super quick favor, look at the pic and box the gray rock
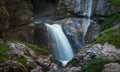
[71,43,120,66]
[102,63,120,72]
[31,65,43,72]
[65,67,81,72]
[58,0,110,16]
[85,21,100,42]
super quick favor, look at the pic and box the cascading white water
[83,0,92,36]
[44,0,93,67]
[45,23,74,66]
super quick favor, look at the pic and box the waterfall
[45,23,74,66]
[83,0,92,36]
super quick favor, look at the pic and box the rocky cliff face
[0,0,34,42]
[57,0,110,16]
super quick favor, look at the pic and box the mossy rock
[82,59,120,72]
[0,5,9,16]
[100,11,120,31]
[108,0,120,8]
[96,27,120,48]
[82,59,111,72]
[12,56,36,69]
[9,39,50,55]
[0,43,10,62]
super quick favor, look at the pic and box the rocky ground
[0,40,61,72]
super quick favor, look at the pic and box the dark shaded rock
[85,21,100,43]
[33,24,48,48]
[0,60,28,72]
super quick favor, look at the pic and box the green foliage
[57,8,69,15]
[18,0,31,15]
[24,42,50,55]
[101,11,120,31]
[96,27,120,48]
[0,44,10,62]
[0,5,9,16]
[108,0,120,8]
[10,39,50,55]
[82,59,111,72]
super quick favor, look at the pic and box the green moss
[9,39,50,55]
[0,44,10,62]
[82,59,111,72]
[82,59,120,72]
[0,5,9,16]
[108,0,120,8]
[101,11,120,31]
[24,43,50,55]
[96,27,120,48]
[57,8,69,15]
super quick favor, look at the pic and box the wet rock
[31,65,43,72]
[95,0,109,15]
[58,0,110,16]
[48,63,62,72]
[85,21,100,42]
[65,67,81,72]
[36,55,52,67]
[56,18,91,49]
[102,63,120,72]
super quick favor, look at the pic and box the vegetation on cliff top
[109,0,120,8]
[96,27,120,48]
